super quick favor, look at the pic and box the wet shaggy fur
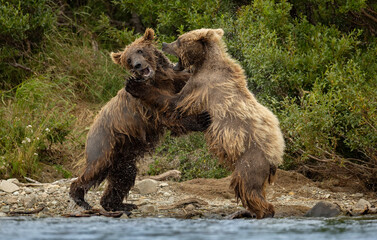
[126,28,285,219]
[69,29,210,212]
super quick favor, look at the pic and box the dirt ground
[164,169,377,218]
[1,169,377,219]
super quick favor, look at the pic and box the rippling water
[1,216,377,240]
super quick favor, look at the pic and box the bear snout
[134,62,142,69]
[162,42,178,57]
[162,42,169,51]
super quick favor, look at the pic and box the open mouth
[173,58,185,71]
[140,67,153,78]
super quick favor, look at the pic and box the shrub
[0,0,56,88]
[0,76,75,178]
[113,0,229,41]
[288,0,377,37]
[1,0,376,186]
[40,31,128,103]
[148,132,230,181]
[221,0,377,189]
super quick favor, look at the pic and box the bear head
[111,28,171,80]
[162,28,224,70]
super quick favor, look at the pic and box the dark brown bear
[125,28,285,219]
[69,28,210,212]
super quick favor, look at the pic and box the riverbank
[1,169,376,219]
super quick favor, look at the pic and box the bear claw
[125,76,146,98]
[225,210,256,219]
[197,112,212,131]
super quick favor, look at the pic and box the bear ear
[111,51,122,65]
[143,28,155,41]
[214,29,224,37]
[204,28,224,40]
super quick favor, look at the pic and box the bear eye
[127,58,131,64]
[137,50,143,54]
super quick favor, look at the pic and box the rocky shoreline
[1,170,376,219]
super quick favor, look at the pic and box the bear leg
[70,163,108,210]
[230,148,275,219]
[100,158,138,212]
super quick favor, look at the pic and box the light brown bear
[125,28,285,219]
[69,28,210,212]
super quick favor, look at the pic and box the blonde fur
[174,29,285,169]
[166,29,285,218]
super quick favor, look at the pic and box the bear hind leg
[230,148,275,219]
[100,157,138,212]
[70,164,108,210]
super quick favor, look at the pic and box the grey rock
[185,204,196,211]
[0,212,7,217]
[348,199,372,215]
[353,193,364,198]
[7,178,19,184]
[305,201,341,217]
[23,194,37,208]
[46,185,59,194]
[1,205,10,213]
[354,199,371,210]
[5,196,18,205]
[24,188,34,194]
[149,170,181,181]
[120,214,129,219]
[139,204,157,213]
[40,192,48,198]
[0,180,20,193]
[135,179,158,195]
[163,192,171,197]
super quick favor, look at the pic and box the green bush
[288,0,377,37]
[220,0,377,189]
[0,0,56,88]
[0,0,376,186]
[148,132,230,181]
[0,76,75,178]
[40,31,128,103]
[113,0,229,41]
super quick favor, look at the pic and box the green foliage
[92,13,136,48]
[40,31,127,103]
[222,0,365,101]
[0,76,75,178]
[54,165,72,179]
[280,58,377,161]
[0,0,56,88]
[0,0,376,186]
[148,132,230,181]
[288,0,376,36]
[113,0,228,41]
[0,0,55,42]
[221,0,377,188]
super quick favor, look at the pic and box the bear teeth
[142,67,150,77]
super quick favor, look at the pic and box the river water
[1,216,377,240]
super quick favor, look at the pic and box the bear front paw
[197,111,212,131]
[125,75,146,99]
